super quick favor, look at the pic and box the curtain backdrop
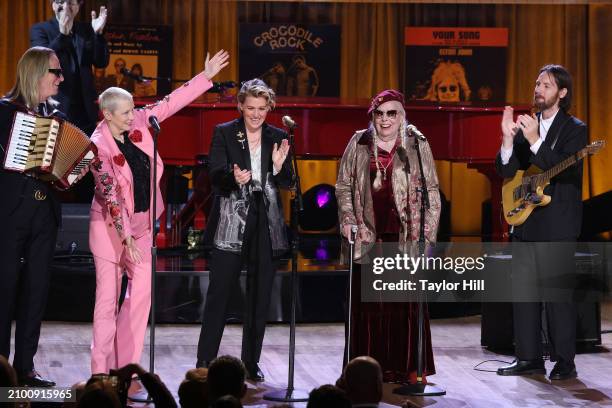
[1,0,609,235]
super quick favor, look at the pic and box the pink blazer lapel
[99,122,135,212]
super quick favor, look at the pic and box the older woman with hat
[335,89,441,383]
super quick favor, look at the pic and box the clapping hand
[91,6,108,34]
[233,164,252,186]
[516,113,539,145]
[272,139,290,172]
[58,4,75,35]
[204,50,230,80]
[501,106,518,149]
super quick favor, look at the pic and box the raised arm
[138,50,229,124]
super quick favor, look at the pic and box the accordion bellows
[3,112,97,189]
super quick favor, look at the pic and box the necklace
[376,156,393,181]
[375,135,397,181]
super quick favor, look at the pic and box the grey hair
[98,87,133,112]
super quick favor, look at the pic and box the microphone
[396,146,411,174]
[407,124,426,141]
[120,67,143,83]
[282,115,297,129]
[148,115,160,133]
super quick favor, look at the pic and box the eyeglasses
[53,0,82,5]
[373,109,398,119]
[439,85,457,93]
[48,68,64,77]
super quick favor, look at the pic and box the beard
[533,91,560,111]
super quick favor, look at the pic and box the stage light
[299,183,338,232]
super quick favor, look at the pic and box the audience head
[211,394,243,408]
[0,356,18,387]
[178,368,209,408]
[206,355,247,402]
[342,356,383,405]
[78,378,122,408]
[306,384,351,408]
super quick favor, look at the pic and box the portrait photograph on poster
[404,27,508,103]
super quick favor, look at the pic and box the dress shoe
[549,360,577,380]
[18,370,56,387]
[247,364,265,382]
[196,359,209,369]
[497,359,545,376]
[128,379,150,403]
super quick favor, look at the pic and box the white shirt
[500,109,559,165]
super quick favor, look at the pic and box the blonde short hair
[6,46,59,110]
[237,78,276,110]
[98,87,133,112]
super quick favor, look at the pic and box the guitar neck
[540,150,584,182]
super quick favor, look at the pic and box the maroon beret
[368,89,405,116]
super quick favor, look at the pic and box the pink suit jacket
[89,72,213,262]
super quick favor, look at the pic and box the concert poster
[239,23,340,97]
[100,25,173,97]
[404,27,508,103]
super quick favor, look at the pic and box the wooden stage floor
[13,303,612,407]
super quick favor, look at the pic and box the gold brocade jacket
[335,129,441,262]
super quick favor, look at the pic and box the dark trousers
[197,193,276,367]
[511,239,577,362]
[0,183,57,374]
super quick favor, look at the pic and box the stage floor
[12,302,612,407]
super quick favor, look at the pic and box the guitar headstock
[578,140,605,159]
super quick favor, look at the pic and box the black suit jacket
[0,100,62,223]
[203,118,292,247]
[495,109,587,241]
[30,18,109,128]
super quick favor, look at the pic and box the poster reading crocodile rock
[405,27,508,103]
[239,23,340,97]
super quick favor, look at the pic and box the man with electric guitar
[495,65,588,381]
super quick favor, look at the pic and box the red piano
[142,96,528,243]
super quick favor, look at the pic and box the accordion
[3,112,97,189]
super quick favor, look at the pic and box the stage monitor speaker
[56,203,91,254]
[481,301,601,351]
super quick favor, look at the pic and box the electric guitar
[502,140,605,226]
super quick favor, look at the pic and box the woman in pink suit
[88,50,229,378]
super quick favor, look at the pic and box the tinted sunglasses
[48,68,64,77]
[373,109,398,119]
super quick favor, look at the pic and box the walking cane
[345,225,358,364]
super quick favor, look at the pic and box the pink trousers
[91,211,152,374]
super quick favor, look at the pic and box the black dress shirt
[115,132,150,213]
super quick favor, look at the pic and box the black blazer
[30,18,109,127]
[495,109,587,240]
[203,118,292,247]
[0,100,62,224]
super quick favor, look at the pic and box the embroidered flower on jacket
[91,156,102,171]
[113,154,125,166]
[129,129,142,143]
[100,173,114,186]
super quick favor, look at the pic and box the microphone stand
[130,120,160,404]
[393,134,445,397]
[264,124,308,403]
[149,122,159,375]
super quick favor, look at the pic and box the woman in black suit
[196,78,291,381]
